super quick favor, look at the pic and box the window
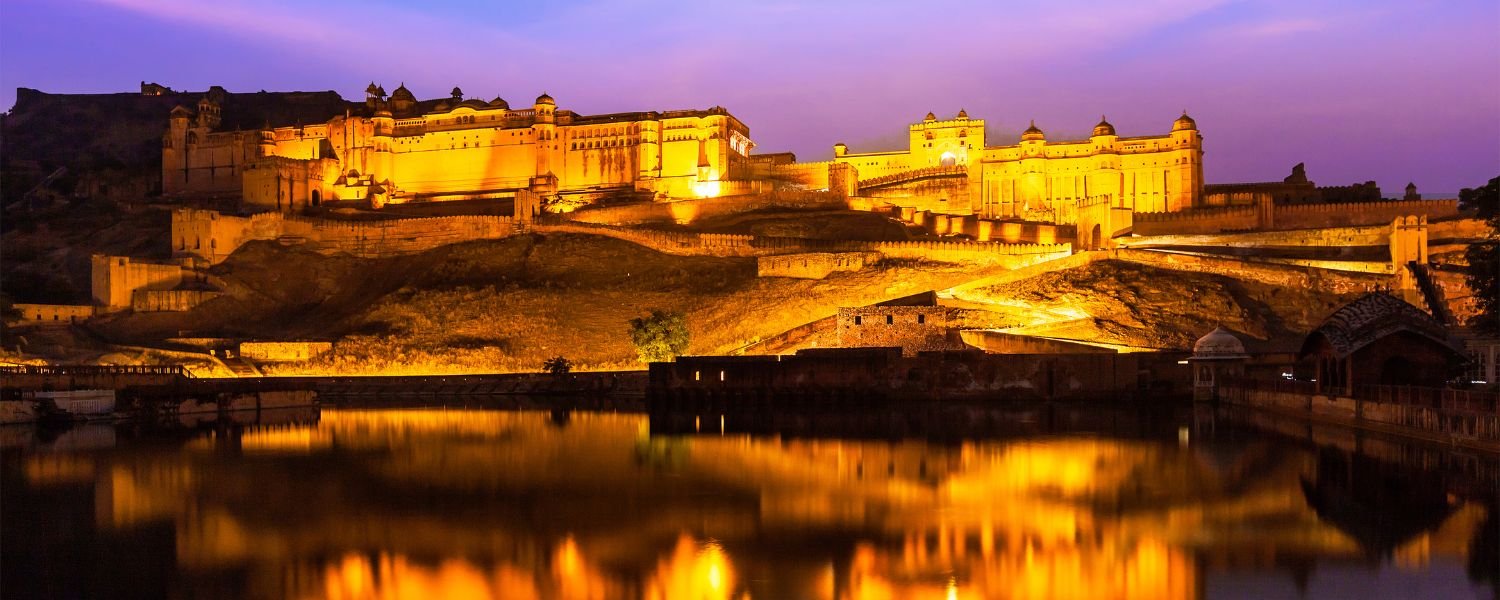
[918,314,925,324]
[719,370,725,382]
[694,370,701,381]
[886,315,893,325]
[854,316,862,325]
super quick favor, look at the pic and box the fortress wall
[771,161,833,189]
[565,190,849,226]
[14,304,97,324]
[757,252,880,279]
[1119,224,1391,248]
[173,209,517,262]
[1272,198,1459,229]
[131,290,221,312]
[537,222,1071,265]
[239,341,332,361]
[1110,249,1394,295]
[859,177,971,215]
[835,306,958,355]
[1133,206,1261,235]
[91,255,189,309]
[1427,218,1493,241]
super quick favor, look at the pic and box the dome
[1092,115,1115,137]
[390,84,415,102]
[1192,327,1247,359]
[924,112,937,122]
[956,108,969,119]
[450,86,464,99]
[1173,111,1197,131]
[365,82,380,95]
[535,92,555,106]
[1021,120,1045,141]
[489,96,510,109]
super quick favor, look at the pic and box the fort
[1,82,1491,384]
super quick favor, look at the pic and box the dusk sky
[2,0,1496,194]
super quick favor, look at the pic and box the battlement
[172,208,518,263]
[911,117,985,129]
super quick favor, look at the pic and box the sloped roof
[1299,293,1460,359]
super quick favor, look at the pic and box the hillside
[94,233,992,374]
[955,260,1369,350]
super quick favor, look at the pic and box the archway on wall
[311,189,322,207]
[939,152,957,167]
[1090,224,1103,250]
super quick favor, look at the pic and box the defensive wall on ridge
[1132,198,1459,236]
[757,252,880,279]
[947,248,1395,302]
[173,208,517,263]
[534,222,1072,267]
[563,190,850,226]
[891,206,1075,245]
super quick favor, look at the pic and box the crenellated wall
[1133,206,1261,235]
[757,252,879,279]
[172,208,518,263]
[535,222,1072,266]
[1133,198,1459,236]
[564,190,848,226]
[1273,198,1458,229]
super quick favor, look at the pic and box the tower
[1168,111,1203,210]
[532,93,558,189]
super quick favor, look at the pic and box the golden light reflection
[646,534,741,600]
[71,409,1494,600]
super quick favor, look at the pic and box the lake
[2,403,1495,599]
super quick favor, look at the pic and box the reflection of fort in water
[9,408,1496,600]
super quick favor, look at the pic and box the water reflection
[2,407,1495,599]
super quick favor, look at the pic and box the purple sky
[2,0,1497,194]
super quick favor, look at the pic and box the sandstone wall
[14,304,96,324]
[1272,198,1458,229]
[1110,249,1393,294]
[835,306,961,356]
[172,208,517,263]
[239,341,333,361]
[91,255,189,309]
[564,190,848,226]
[131,290,221,312]
[1118,224,1391,248]
[536,222,1071,266]
[1134,206,1261,235]
[757,252,879,279]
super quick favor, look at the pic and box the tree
[629,310,690,363]
[1462,176,1499,335]
[542,356,572,374]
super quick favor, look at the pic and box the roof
[1299,293,1461,359]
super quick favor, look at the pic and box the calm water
[2,404,1496,600]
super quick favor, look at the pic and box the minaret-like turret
[533,92,557,178]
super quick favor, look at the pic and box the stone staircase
[1406,261,1453,325]
[857,165,967,190]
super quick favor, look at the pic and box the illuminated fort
[163,84,754,209]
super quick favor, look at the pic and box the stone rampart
[1272,198,1458,229]
[173,208,518,263]
[131,290,221,312]
[91,254,191,309]
[13,303,96,324]
[757,252,879,279]
[1118,224,1392,249]
[1133,206,1261,235]
[239,341,333,361]
[1110,249,1393,295]
[564,190,849,226]
[536,222,1071,266]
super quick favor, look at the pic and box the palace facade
[162,85,754,210]
[833,111,1203,222]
